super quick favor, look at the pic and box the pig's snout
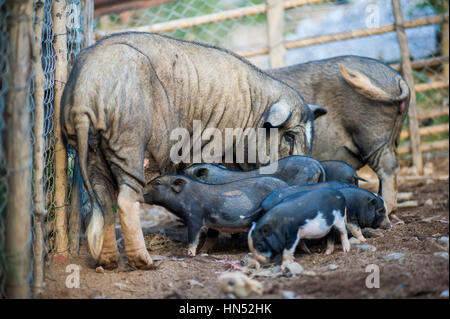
[380,216,392,229]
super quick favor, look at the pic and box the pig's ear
[195,167,209,178]
[264,100,292,128]
[368,197,377,208]
[171,177,188,193]
[262,224,271,236]
[308,104,327,120]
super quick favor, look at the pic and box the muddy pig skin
[143,175,287,256]
[320,160,368,186]
[248,188,350,268]
[182,155,326,185]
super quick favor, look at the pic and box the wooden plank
[267,0,286,68]
[392,0,423,174]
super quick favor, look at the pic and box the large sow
[62,32,324,269]
[269,55,410,214]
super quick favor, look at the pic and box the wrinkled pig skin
[62,32,325,269]
[269,55,410,215]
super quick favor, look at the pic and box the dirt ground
[38,157,449,299]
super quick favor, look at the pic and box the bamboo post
[442,1,449,79]
[52,0,69,258]
[83,0,94,47]
[392,0,423,174]
[30,0,46,296]
[4,0,34,299]
[267,0,286,68]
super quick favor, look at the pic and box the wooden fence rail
[240,13,448,58]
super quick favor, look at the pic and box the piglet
[143,175,288,256]
[248,188,350,268]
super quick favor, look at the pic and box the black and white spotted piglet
[248,188,350,268]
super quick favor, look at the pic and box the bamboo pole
[390,55,449,72]
[52,0,69,258]
[415,80,449,92]
[417,108,449,120]
[392,0,423,174]
[400,123,449,139]
[4,0,34,299]
[239,13,448,58]
[398,140,448,155]
[267,0,286,68]
[442,1,449,79]
[30,0,45,296]
[83,0,94,47]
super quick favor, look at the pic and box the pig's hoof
[342,242,351,253]
[187,244,198,257]
[127,249,154,270]
[324,249,333,255]
[98,252,119,270]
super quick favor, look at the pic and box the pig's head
[143,175,191,214]
[248,221,285,264]
[361,193,392,230]
[262,90,327,159]
[182,163,226,183]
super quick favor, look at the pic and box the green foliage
[409,0,448,15]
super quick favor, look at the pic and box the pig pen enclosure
[0,0,448,299]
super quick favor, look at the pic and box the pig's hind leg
[324,230,336,255]
[87,151,119,269]
[346,222,366,242]
[199,229,219,254]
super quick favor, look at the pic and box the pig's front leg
[368,146,399,215]
[281,230,301,270]
[187,219,204,257]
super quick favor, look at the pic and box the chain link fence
[0,0,448,298]
[0,0,86,298]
